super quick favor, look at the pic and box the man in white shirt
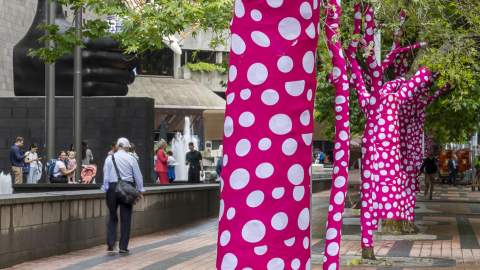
[51,151,76,183]
[102,137,145,254]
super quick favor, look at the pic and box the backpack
[46,159,58,177]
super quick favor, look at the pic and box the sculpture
[13,0,138,96]
[216,1,319,269]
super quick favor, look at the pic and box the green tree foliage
[316,0,480,143]
[30,0,233,63]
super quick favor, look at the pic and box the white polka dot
[261,89,280,105]
[240,89,251,100]
[334,176,346,188]
[305,22,316,39]
[307,89,313,101]
[224,116,234,137]
[256,162,274,179]
[303,237,309,249]
[251,31,270,47]
[267,258,285,270]
[302,51,315,74]
[247,190,265,208]
[219,200,224,220]
[291,258,301,270]
[334,191,344,204]
[272,187,285,199]
[285,80,305,96]
[325,228,337,240]
[326,242,339,256]
[235,139,251,157]
[226,93,235,105]
[302,133,313,146]
[229,66,237,82]
[271,212,289,230]
[278,17,301,41]
[282,138,298,156]
[300,110,310,126]
[293,186,305,201]
[254,245,268,255]
[339,130,348,141]
[327,263,336,270]
[227,207,236,220]
[258,138,272,151]
[230,168,249,190]
[267,0,283,8]
[220,230,231,246]
[288,164,304,185]
[231,34,246,55]
[300,2,312,19]
[277,56,293,73]
[250,9,262,21]
[242,220,266,243]
[284,237,295,246]
[247,63,268,85]
[269,114,292,135]
[221,253,238,270]
[234,0,245,18]
[335,150,345,160]
[298,208,310,230]
[239,112,255,127]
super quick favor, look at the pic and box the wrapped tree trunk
[322,1,352,269]
[216,1,319,269]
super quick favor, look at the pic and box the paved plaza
[5,183,480,270]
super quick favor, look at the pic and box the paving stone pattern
[6,183,480,270]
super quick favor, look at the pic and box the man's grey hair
[116,137,131,149]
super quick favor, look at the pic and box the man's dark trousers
[188,167,200,183]
[106,183,133,250]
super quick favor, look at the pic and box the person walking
[448,154,458,186]
[420,153,438,200]
[10,137,26,184]
[102,137,144,254]
[128,143,140,161]
[25,144,42,184]
[82,141,94,166]
[186,142,202,183]
[67,151,77,184]
[155,140,168,184]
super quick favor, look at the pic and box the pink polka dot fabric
[322,1,352,269]
[216,1,320,269]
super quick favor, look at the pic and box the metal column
[45,0,56,162]
[73,8,83,182]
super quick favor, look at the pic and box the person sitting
[51,151,76,183]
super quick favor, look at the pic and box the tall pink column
[216,1,319,269]
[322,1,351,269]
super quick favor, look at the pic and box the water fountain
[0,172,13,194]
[171,117,199,181]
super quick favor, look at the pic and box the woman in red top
[155,140,169,184]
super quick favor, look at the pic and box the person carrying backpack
[50,151,76,183]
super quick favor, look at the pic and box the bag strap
[111,154,137,186]
[111,154,122,182]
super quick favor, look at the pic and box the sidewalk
[6,183,480,270]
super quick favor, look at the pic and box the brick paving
[6,180,480,270]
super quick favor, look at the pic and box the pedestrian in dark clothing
[448,154,458,186]
[10,137,26,184]
[420,154,438,200]
[186,142,202,183]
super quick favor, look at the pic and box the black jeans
[449,170,457,185]
[188,167,200,183]
[106,183,133,250]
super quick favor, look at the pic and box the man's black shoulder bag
[111,154,140,204]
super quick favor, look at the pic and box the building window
[137,48,174,76]
[182,50,217,65]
